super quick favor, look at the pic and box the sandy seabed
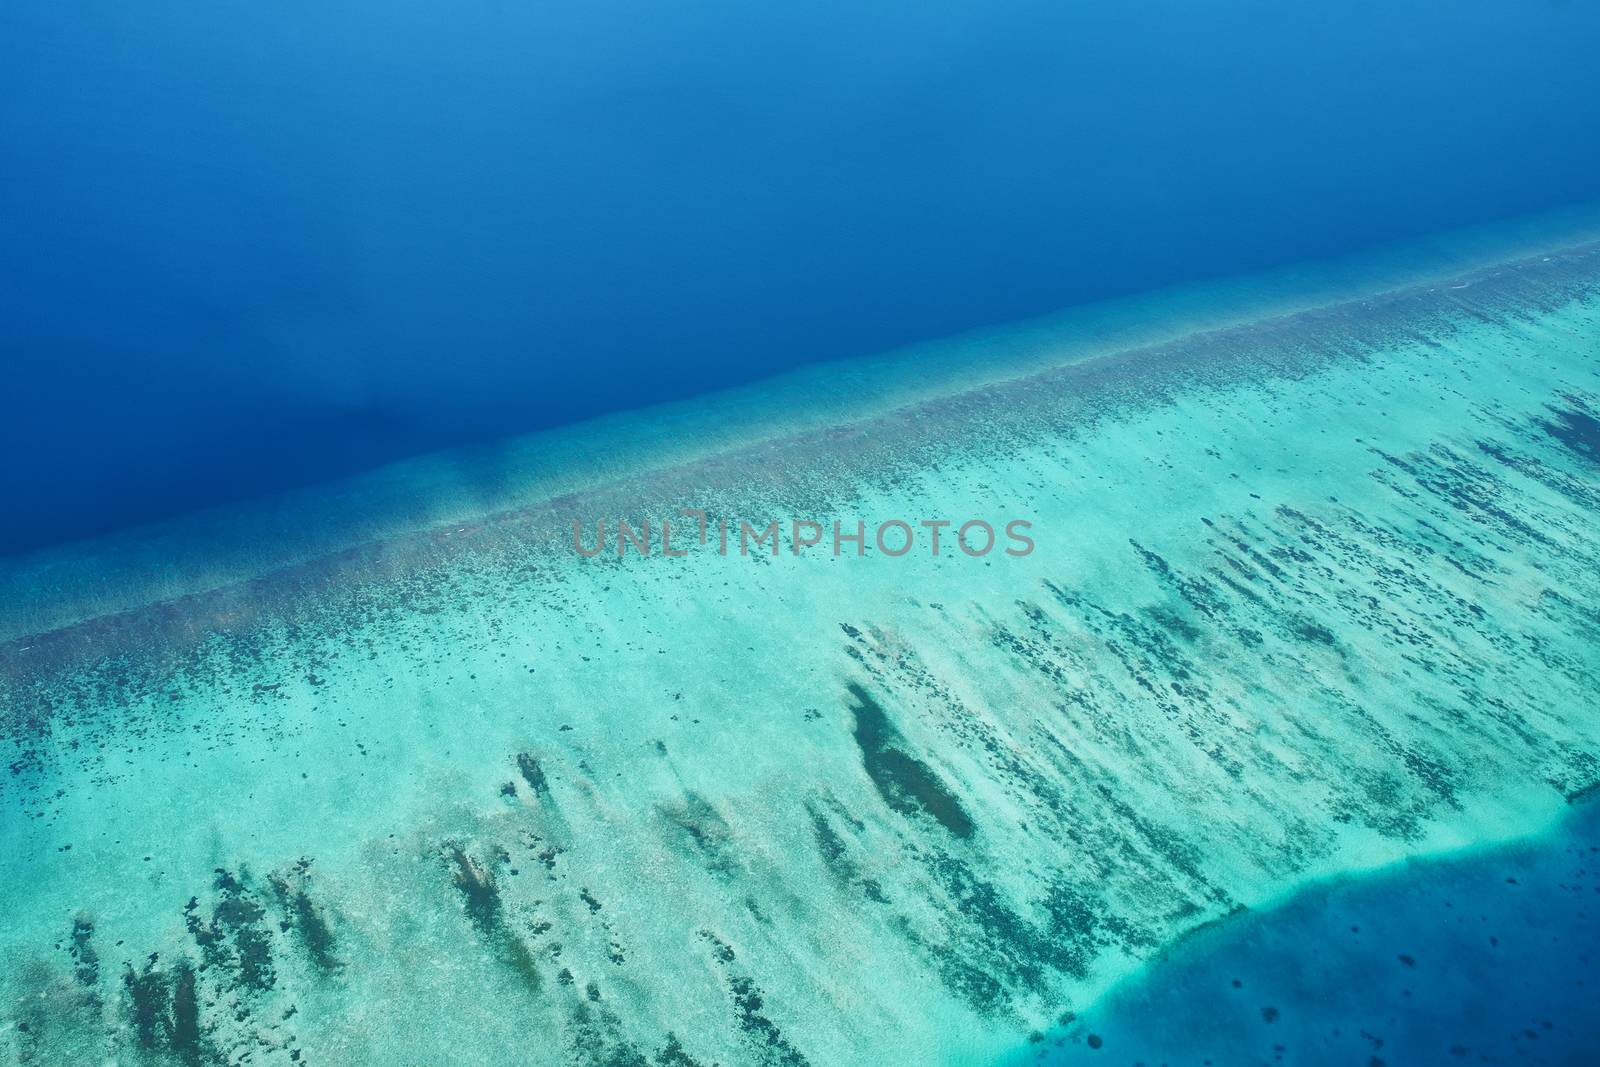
[4,220,1600,1065]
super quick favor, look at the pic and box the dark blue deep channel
[1019,798,1600,1067]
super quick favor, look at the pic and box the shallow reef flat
[3,240,1600,1065]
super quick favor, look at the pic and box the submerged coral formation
[3,239,1600,1064]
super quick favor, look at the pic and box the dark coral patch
[184,869,275,993]
[699,931,812,1067]
[445,844,543,993]
[268,859,342,974]
[1538,402,1600,464]
[846,683,974,839]
[517,751,551,797]
[122,956,208,1065]
[69,915,99,989]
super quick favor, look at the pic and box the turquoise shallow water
[3,222,1600,1064]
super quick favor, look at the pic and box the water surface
[4,0,1600,552]
[1014,798,1600,1066]
[4,225,1600,1064]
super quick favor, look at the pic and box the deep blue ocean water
[1025,800,1600,1066]
[3,0,1599,553]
